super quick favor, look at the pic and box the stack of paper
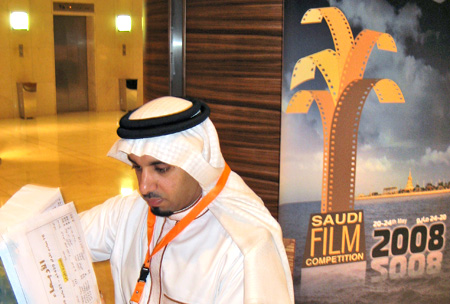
[0,185,101,304]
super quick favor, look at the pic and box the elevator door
[53,15,88,113]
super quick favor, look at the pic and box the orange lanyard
[130,163,231,304]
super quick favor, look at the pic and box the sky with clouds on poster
[280,0,450,203]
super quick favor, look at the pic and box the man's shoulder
[81,191,146,218]
[106,191,147,212]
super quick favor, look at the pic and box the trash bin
[119,79,138,111]
[17,82,37,119]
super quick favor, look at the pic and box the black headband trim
[117,97,210,139]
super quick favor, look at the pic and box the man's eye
[155,166,170,173]
[131,164,141,171]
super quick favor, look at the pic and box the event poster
[279,0,450,303]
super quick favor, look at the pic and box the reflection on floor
[0,111,137,302]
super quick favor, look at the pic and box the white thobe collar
[167,196,207,222]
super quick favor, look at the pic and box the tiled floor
[0,111,137,302]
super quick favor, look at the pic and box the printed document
[0,185,101,304]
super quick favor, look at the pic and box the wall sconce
[10,12,29,30]
[116,15,131,32]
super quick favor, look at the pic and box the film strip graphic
[287,7,405,213]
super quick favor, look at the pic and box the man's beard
[150,207,174,217]
[142,192,173,217]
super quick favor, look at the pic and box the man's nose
[139,168,158,195]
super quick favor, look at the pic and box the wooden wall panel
[185,0,283,217]
[143,0,170,100]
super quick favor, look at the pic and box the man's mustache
[142,192,162,199]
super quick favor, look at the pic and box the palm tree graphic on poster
[287,7,405,213]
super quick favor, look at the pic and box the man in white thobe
[80,96,294,303]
